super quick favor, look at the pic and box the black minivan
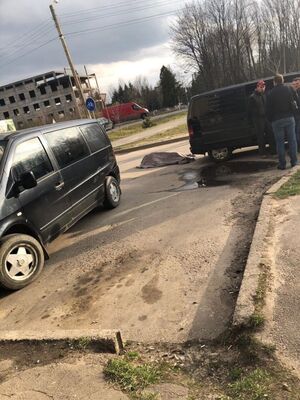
[0,119,121,290]
[188,72,300,161]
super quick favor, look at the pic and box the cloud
[88,43,177,94]
[0,0,189,88]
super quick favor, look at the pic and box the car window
[12,138,53,180]
[45,127,90,169]
[80,124,108,153]
[132,104,141,111]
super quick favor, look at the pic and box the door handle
[55,181,64,191]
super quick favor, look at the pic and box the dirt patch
[141,274,163,304]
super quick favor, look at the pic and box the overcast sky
[0,0,192,95]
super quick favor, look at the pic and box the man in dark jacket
[266,74,298,169]
[292,77,300,149]
[249,80,275,155]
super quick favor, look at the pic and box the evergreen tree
[159,66,179,108]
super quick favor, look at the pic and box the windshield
[0,140,7,165]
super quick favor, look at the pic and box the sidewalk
[111,115,186,148]
[261,194,300,376]
[234,167,300,378]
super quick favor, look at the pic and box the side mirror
[19,171,37,190]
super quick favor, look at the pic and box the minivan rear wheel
[208,147,232,162]
[103,176,121,209]
[0,234,44,290]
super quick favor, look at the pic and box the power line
[61,0,181,27]
[0,37,57,70]
[59,0,147,17]
[0,20,52,52]
[65,10,177,37]
[0,8,179,71]
[0,25,55,60]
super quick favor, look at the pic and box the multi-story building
[0,70,103,130]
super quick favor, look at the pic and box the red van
[102,102,149,124]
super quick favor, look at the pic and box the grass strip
[109,111,187,141]
[275,170,300,198]
[114,123,188,151]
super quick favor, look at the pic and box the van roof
[0,119,97,140]
[191,71,300,100]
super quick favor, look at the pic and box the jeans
[272,117,298,168]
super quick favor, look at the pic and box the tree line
[110,66,187,111]
[171,0,300,93]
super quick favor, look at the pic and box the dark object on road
[188,71,300,162]
[0,119,121,290]
[138,152,195,168]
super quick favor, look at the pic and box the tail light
[188,120,194,136]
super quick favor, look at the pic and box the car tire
[103,176,121,209]
[0,234,44,290]
[141,113,147,120]
[208,147,232,162]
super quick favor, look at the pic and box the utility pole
[84,65,96,119]
[49,3,89,118]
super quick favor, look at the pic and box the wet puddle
[176,160,277,191]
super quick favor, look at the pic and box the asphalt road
[0,143,285,343]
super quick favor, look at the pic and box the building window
[29,90,36,98]
[13,109,20,116]
[55,97,61,105]
[69,107,75,113]
[50,83,58,92]
[23,106,30,114]
[65,94,72,103]
[19,93,25,101]
[58,110,65,118]
[44,100,50,107]
[39,86,46,95]
[9,95,16,104]
[33,103,40,111]
[3,111,10,119]
[0,99,5,106]
[17,122,24,129]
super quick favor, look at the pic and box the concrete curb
[233,165,300,326]
[0,329,124,354]
[114,135,187,155]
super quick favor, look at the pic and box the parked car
[102,102,149,124]
[97,117,114,131]
[188,71,300,162]
[0,119,121,290]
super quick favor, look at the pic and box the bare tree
[170,0,300,92]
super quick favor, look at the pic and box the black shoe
[277,165,286,170]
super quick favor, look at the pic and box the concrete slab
[0,329,123,354]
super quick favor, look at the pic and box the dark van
[0,119,121,290]
[188,72,300,161]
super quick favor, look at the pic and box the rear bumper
[190,134,257,155]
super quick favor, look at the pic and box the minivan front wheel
[103,176,121,209]
[208,147,232,162]
[0,234,44,290]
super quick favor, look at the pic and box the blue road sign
[86,97,96,112]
